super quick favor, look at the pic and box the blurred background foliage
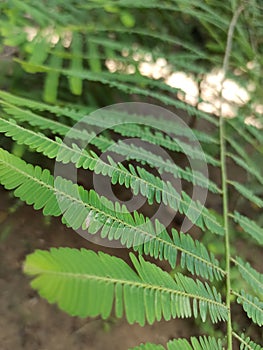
[0,0,262,111]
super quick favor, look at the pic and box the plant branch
[232,332,254,350]
[219,3,244,350]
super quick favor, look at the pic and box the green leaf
[0,148,224,280]
[233,257,263,296]
[68,33,83,95]
[15,59,218,125]
[24,248,228,324]
[0,94,220,193]
[235,289,263,326]
[43,42,63,103]
[227,153,263,187]
[0,90,218,144]
[0,113,224,236]
[87,40,102,73]
[228,181,263,208]
[131,336,224,350]
[232,212,263,245]
[167,336,224,350]
[233,332,263,350]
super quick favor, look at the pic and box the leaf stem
[219,4,244,349]
[232,332,254,350]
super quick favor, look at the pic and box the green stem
[219,4,244,349]
[232,331,255,350]
[219,98,232,350]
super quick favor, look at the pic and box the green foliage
[235,290,263,326]
[0,0,262,349]
[24,248,228,324]
[233,333,263,350]
[232,211,263,245]
[0,148,224,280]
[133,333,263,350]
[232,257,263,296]
[132,336,224,350]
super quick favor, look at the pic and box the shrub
[0,1,262,349]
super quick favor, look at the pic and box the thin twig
[219,4,244,350]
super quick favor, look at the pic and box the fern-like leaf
[15,59,218,125]
[0,94,220,193]
[0,116,224,236]
[232,212,263,245]
[232,332,263,350]
[0,102,94,141]
[227,153,263,186]
[0,98,219,167]
[132,336,224,350]
[228,181,263,208]
[93,138,220,193]
[232,257,263,296]
[113,124,220,166]
[233,290,263,326]
[24,248,228,325]
[0,90,219,145]
[0,148,224,281]
[0,96,219,190]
